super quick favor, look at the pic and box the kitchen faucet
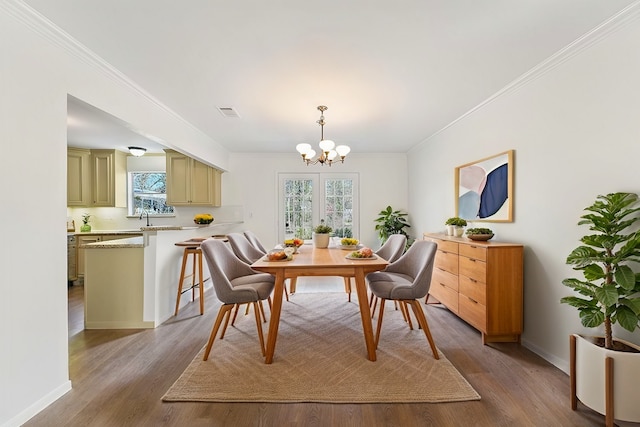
[139,210,151,226]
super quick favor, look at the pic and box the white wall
[0,3,229,426]
[225,152,409,249]
[408,12,640,371]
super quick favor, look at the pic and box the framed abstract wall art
[455,150,514,222]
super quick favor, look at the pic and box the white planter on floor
[571,334,640,425]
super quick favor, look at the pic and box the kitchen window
[128,172,174,216]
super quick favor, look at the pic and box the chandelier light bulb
[335,145,351,157]
[296,143,312,156]
[319,139,335,152]
[327,150,338,160]
[306,148,316,159]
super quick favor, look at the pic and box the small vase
[453,226,464,237]
[80,224,91,232]
[446,225,454,236]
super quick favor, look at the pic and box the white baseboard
[1,380,72,427]
[522,338,569,374]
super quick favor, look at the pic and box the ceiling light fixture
[128,146,147,157]
[296,106,350,166]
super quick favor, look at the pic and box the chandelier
[296,105,350,166]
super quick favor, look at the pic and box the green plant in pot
[80,213,92,232]
[312,219,333,249]
[374,205,412,247]
[445,216,467,237]
[561,192,640,424]
[465,227,494,241]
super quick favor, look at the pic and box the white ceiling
[25,0,637,154]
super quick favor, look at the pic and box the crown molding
[1,0,214,142]
[411,0,640,152]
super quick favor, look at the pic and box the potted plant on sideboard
[312,220,332,249]
[561,192,640,426]
[445,216,467,237]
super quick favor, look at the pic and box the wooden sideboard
[423,233,524,344]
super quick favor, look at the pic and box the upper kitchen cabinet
[67,148,91,206]
[91,149,127,207]
[67,148,127,207]
[165,149,222,206]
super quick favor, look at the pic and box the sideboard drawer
[433,267,458,292]
[429,281,459,313]
[435,250,459,275]
[459,294,487,331]
[435,239,458,254]
[459,275,486,306]
[459,243,487,261]
[459,256,486,282]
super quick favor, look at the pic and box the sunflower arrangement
[194,213,214,224]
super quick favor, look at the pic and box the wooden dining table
[251,245,389,364]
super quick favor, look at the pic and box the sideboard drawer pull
[467,296,478,304]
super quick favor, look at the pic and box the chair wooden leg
[197,249,204,315]
[401,301,414,330]
[369,292,375,307]
[283,284,290,302]
[174,248,190,316]
[344,277,352,302]
[231,303,241,326]
[371,296,378,318]
[408,300,439,360]
[267,296,272,310]
[203,304,233,361]
[258,300,267,323]
[253,301,266,356]
[244,303,251,315]
[374,299,386,349]
[220,305,233,339]
[289,277,297,294]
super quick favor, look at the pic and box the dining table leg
[264,270,286,364]
[353,267,377,361]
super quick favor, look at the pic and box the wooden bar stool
[174,238,209,315]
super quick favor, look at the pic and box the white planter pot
[312,233,330,248]
[445,225,454,236]
[571,334,640,424]
[453,226,464,237]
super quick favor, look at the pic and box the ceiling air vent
[217,107,240,118]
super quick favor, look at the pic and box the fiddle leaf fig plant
[561,192,640,350]
[374,205,411,245]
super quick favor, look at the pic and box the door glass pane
[324,178,353,238]
[283,178,314,240]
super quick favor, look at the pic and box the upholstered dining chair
[344,234,407,303]
[200,239,275,360]
[244,230,267,254]
[227,232,289,303]
[365,240,439,360]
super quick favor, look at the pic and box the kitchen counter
[73,229,143,235]
[83,236,144,249]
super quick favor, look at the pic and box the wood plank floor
[24,283,606,427]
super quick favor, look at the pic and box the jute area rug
[163,292,480,403]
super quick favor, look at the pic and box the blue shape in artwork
[459,191,480,219]
[479,164,508,218]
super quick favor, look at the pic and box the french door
[278,173,359,241]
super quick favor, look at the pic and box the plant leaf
[615,306,639,332]
[614,265,636,291]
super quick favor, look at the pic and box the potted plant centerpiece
[465,227,494,241]
[445,217,467,237]
[561,192,640,426]
[312,220,332,249]
[374,205,412,247]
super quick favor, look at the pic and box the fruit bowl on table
[339,238,359,250]
[284,238,304,253]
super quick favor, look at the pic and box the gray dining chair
[227,232,289,303]
[365,240,439,359]
[200,239,275,360]
[344,234,407,303]
[244,230,267,254]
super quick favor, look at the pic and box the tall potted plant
[374,205,411,246]
[312,220,332,249]
[561,192,640,426]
